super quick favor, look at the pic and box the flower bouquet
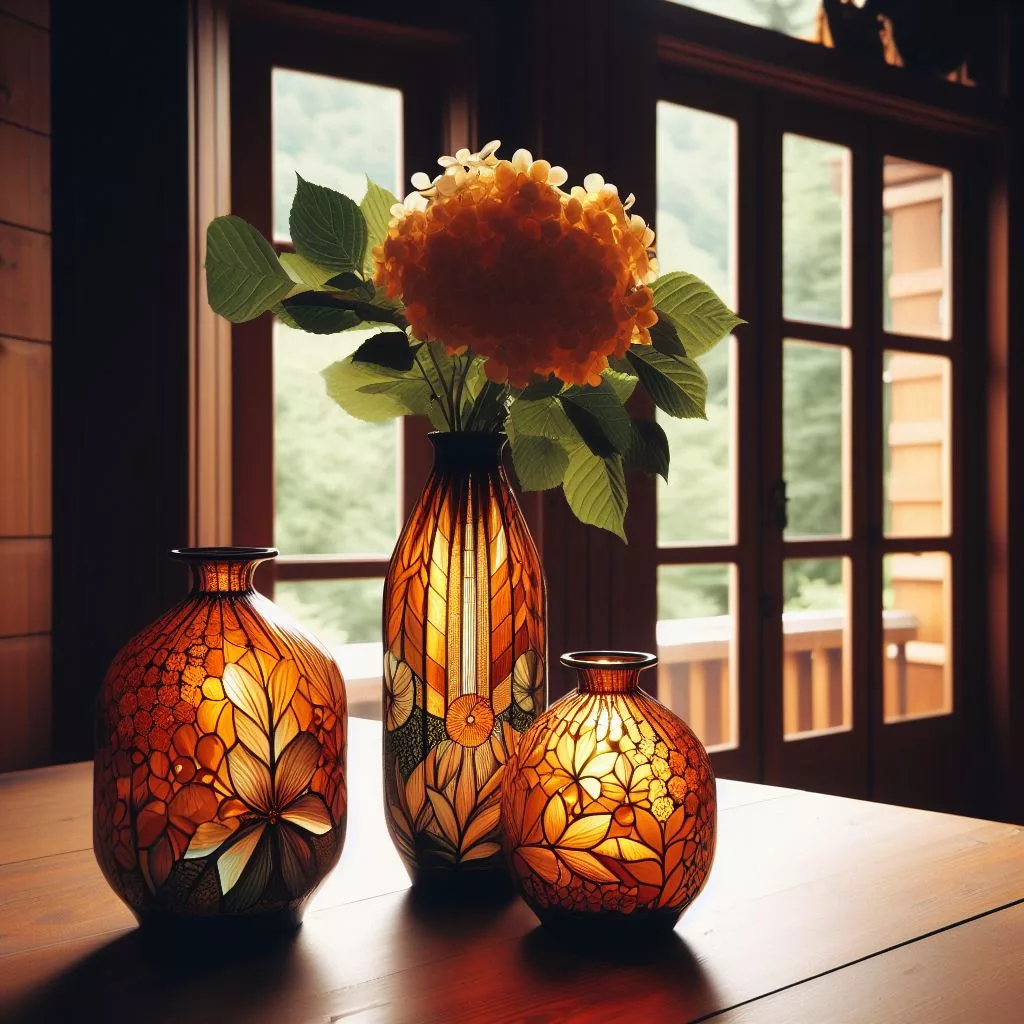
[205,142,741,887]
[205,141,741,541]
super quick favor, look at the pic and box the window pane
[783,558,851,738]
[272,70,404,557]
[666,0,822,39]
[656,101,736,544]
[883,157,951,340]
[274,577,384,720]
[272,70,402,240]
[884,351,950,538]
[883,552,951,722]
[783,134,850,326]
[656,563,737,751]
[784,341,847,538]
[275,323,400,556]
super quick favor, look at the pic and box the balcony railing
[335,608,926,745]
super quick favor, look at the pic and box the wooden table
[1,719,1022,1023]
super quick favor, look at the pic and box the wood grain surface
[0,718,1020,1023]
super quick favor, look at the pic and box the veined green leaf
[562,444,628,542]
[279,293,361,335]
[272,303,301,330]
[360,178,399,276]
[648,314,686,357]
[624,418,670,481]
[352,331,416,372]
[651,271,744,358]
[510,433,569,492]
[627,345,708,420]
[601,367,639,405]
[279,251,336,292]
[519,376,564,401]
[560,380,633,458]
[205,215,294,323]
[322,357,427,423]
[509,393,576,441]
[289,175,367,273]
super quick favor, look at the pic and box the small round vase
[93,547,348,933]
[500,651,716,938]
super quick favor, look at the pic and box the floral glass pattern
[93,548,347,923]
[501,652,716,934]
[383,434,546,883]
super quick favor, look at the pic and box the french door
[649,64,985,810]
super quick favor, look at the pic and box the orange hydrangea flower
[374,144,658,388]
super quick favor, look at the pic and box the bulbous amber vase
[383,432,546,890]
[501,651,716,937]
[93,548,348,931]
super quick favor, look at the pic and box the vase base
[136,906,304,949]
[534,905,681,946]
[408,866,517,907]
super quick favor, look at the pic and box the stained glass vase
[383,432,547,890]
[93,547,348,932]
[501,651,716,937]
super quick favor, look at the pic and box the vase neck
[429,431,506,473]
[561,651,658,695]
[171,547,277,595]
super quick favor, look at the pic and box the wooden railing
[656,609,921,748]
[334,607,926,745]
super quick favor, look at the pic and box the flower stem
[413,348,451,429]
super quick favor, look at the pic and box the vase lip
[170,546,278,562]
[560,650,658,671]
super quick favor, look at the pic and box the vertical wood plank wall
[0,0,52,770]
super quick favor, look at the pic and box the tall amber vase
[501,651,716,937]
[94,547,348,931]
[383,432,547,889]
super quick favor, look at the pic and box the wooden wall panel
[0,1,48,29]
[0,123,50,230]
[0,13,49,133]
[0,635,51,770]
[0,539,50,636]
[0,227,51,340]
[0,338,50,536]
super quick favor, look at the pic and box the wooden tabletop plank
[713,901,1024,1023]
[1,720,1021,1023]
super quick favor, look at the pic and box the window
[225,16,458,720]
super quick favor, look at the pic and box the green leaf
[289,175,367,273]
[562,444,628,542]
[205,215,294,323]
[652,271,744,357]
[272,303,301,330]
[280,293,361,335]
[560,381,633,458]
[510,433,569,491]
[279,251,336,292]
[626,346,708,420]
[509,393,576,441]
[322,357,430,423]
[324,271,370,294]
[624,419,670,481]
[519,376,564,401]
[600,367,639,405]
[648,314,686,357]
[352,331,415,372]
[360,178,399,275]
